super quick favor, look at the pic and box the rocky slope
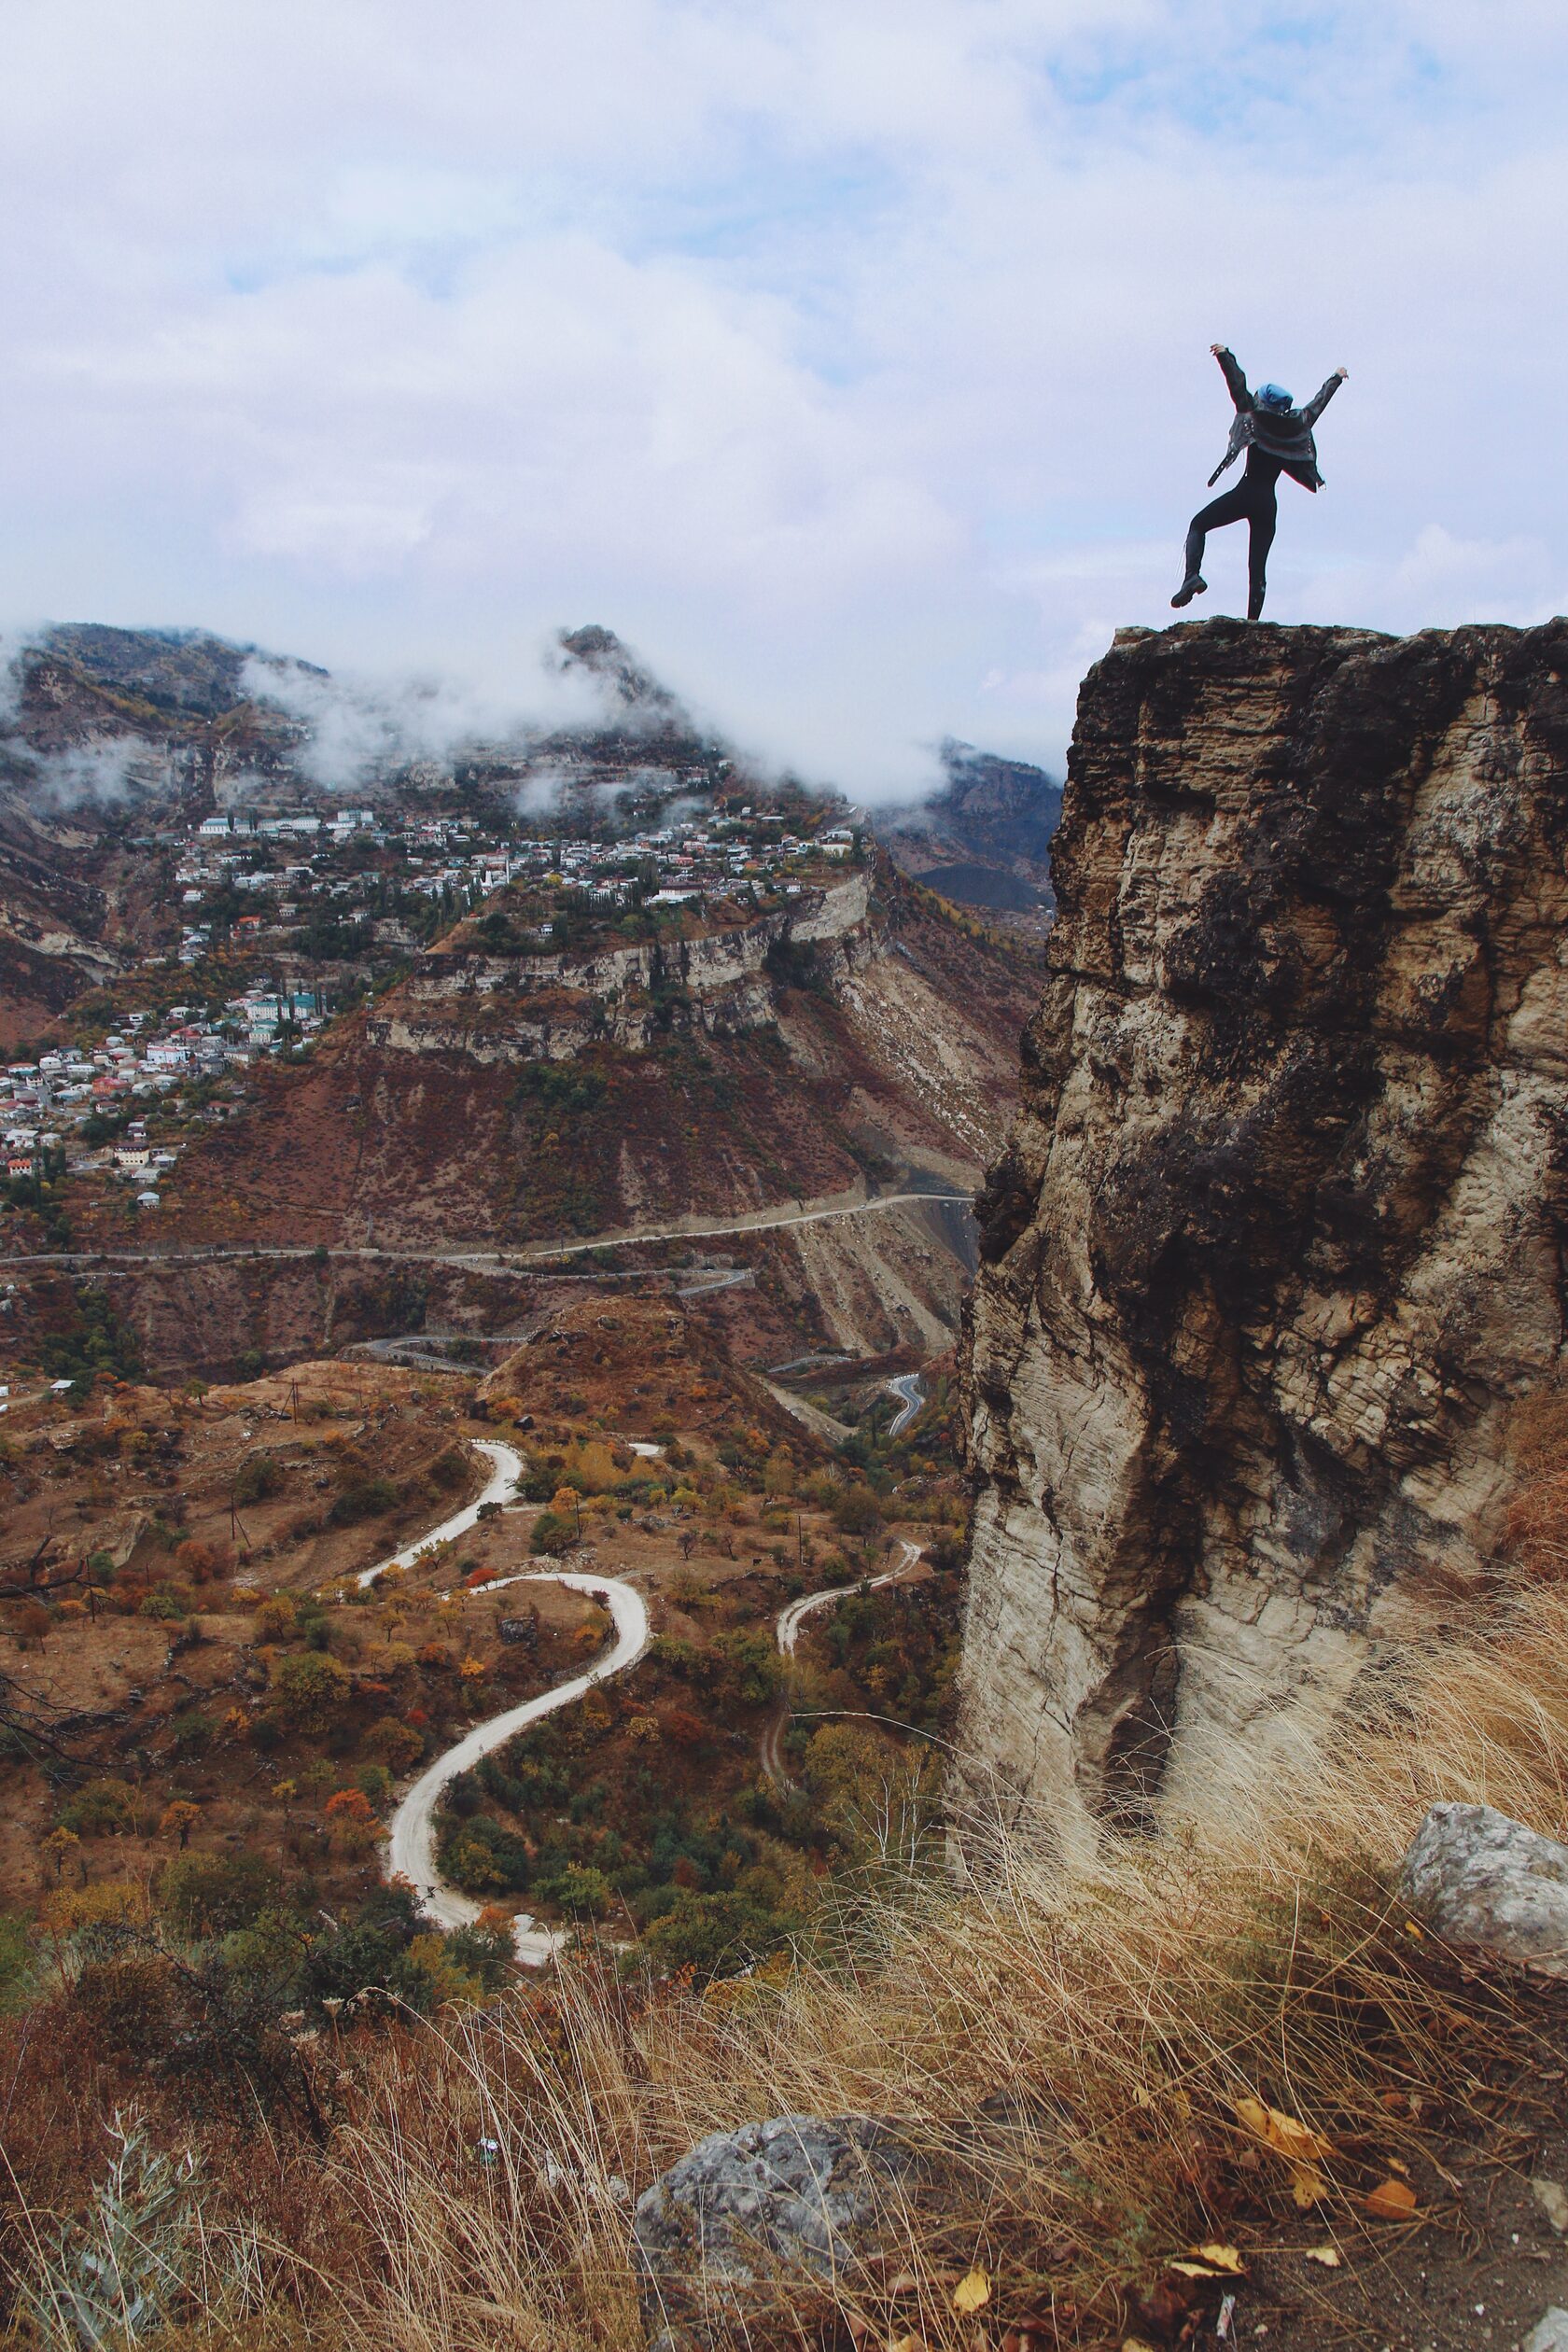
[875,741,1061,926]
[136,860,1033,1363]
[956,617,1568,1841]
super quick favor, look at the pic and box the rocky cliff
[374,875,878,1060]
[956,617,1568,1842]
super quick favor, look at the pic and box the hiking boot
[1170,574,1206,609]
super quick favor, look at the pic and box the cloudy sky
[1,0,1562,794]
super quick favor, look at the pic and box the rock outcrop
[1398,1803,1568,1977]
[373,875,877,1060]
[956,618,1568,1841]
[633,2114,912,2347]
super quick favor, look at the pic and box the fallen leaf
[1122,2340,1160,2351]
[1170,2243,1247,2280]
[1364,2177,1419,2219]
[1234,2094,1334,2164]
[1303,2245,1343,2268]
[1402,1918,1424,1939]
[1291,2163,1330,2208]
[1385,2156,1411,2177]
[953,2268,991,2316]
[887,2336,922,2351]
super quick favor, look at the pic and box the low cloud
[17,735,167,808]
[238,641,615,791]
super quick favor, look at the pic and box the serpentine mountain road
[760,1540,925,1785]
[385,1568,651,1968]
[354,1437,525,1589]
[349,1436,649,1964]
[352,1438,921,1957]
[885,1374,927,1438]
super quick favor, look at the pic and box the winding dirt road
[356,1436,525,1589]
[350,1434,650,1963]
[885,1373,927,1438]
[760,1538,924,1785]
[364,1435,922,1961]
[385,1566,650,1967]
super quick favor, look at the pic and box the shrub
[270,1649,351,1731]
[639,1888,794,1981]
[443,1813,529,1895]
[167,1707,215,1757]
[529,1510,574,1557]
[19,2118,203,2348]
[233,1451,284,1505]
[659,1706,707,1748]
[354,1762,394,1809]
[252,1592,298,1643]
[137,1589,187,1621]
[160,1850,276,1937]
[174,1537,229,1583]
[539,1863,613,1919]
[59,1778,138,1838]
[12,1601,52,1649]
[427,1445,469,1492]
[360,1716,424,1772]
[329,1477,399,1526]
[833,1483,884,1537]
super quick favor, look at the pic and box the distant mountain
[0,618,1055,1040]
[871,742,1062,928]
[40,624,295,718]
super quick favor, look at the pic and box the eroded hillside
[100,862,1031,1357]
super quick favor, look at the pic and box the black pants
[1184,473,1278,618]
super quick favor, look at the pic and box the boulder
[1397,1802,1568,1976]
[632,2113,910,2347]
[1524,2311,1568,2352]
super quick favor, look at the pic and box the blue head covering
[1256,383,1295,413]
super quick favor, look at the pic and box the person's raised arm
[1211,342,1251,410]
[1302,367,1349,425]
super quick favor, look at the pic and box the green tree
[271,1649,351,1732]
[640,1889,795,1983]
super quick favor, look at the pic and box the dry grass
[287,1574,1568,2349]
[11,1574,1568,2349]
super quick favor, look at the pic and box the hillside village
[170,794,859,970]
[0,788,869,1220]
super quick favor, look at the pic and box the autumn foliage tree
[160,1799,202,1850]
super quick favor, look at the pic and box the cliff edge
[956,616,1568,1840]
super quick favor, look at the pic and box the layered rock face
[957,618,1568,1841]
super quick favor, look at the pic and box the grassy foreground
[7,1572,1568,2349]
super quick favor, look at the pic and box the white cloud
[0,1,1561,791]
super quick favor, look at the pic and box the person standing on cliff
[1171,344,1348,619]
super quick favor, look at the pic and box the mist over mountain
[0,620,1060,895]
[870,739,1062,926]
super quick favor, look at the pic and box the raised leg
[1173,483,1250,609]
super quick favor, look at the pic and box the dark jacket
[1209,347,1341,491]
